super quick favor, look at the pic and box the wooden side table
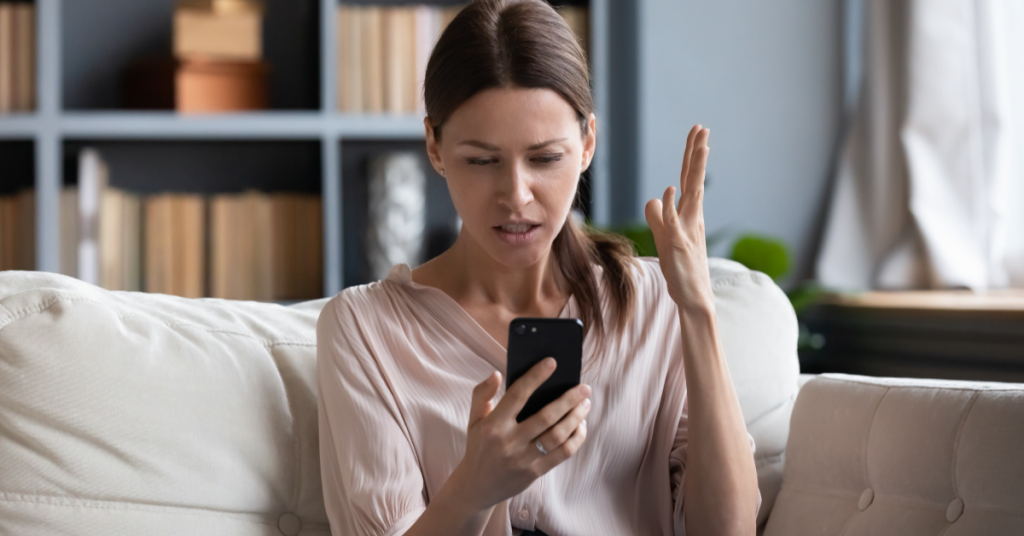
[799,290,1024,383]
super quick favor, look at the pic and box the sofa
[0,259,1021,535]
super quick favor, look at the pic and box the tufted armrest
[763,374,1024,535]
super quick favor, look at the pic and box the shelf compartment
[340,138,454,288]
[60,139,323,300]
[0,140,36,270]
[62,0,320,111]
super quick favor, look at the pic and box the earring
[440,168,446,176]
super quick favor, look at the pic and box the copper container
[175,59,268,114]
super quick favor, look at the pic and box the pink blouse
[317,257,756,536]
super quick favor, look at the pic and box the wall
[622,0,843,283]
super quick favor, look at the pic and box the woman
[317,0,760,534]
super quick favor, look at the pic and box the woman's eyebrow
[457,138,568,151]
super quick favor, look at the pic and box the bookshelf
[0,0,611,297]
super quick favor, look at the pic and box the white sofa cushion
[708,259,801,528]
[0,271,331,536]
[764,374,1024,535]
[0,257,798,535]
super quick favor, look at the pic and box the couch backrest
[0,258,799,535]
[764,374,1024,536]
[0,270,332,536]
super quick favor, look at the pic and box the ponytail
[552,213,637,340]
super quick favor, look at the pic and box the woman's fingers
[517,382,591,440]
[495,358,557,421]
[645,197,665,236]
[468,371,501,427]
[534,396,591,454]
[532,419,588,475]
[662,185,678,226]
[682,145,710,218]
[680,124,701,191]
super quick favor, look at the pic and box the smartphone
[506,317,584,423]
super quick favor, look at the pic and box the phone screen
[505,318,584,422]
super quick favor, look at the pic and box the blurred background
[1,0,1022,381]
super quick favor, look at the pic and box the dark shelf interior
[62,0,320,111]
[0,141,35,195]
[62,140,322,194]
[341,139,456,287]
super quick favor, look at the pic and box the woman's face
[425,87,596,269]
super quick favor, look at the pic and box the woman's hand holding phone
[445,359,591,515]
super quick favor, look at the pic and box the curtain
[816,0,1024,290]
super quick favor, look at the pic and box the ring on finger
[535,440,547,455]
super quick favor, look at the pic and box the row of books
[66,149,323,301]
[336,4,460,115]
[0,189,34,270]
[335,4,588,115]
[0,1,35,113]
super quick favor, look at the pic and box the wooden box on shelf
[173,0,265,62]
[176,58,269,113]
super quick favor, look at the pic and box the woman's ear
[424,117,446,177]
[582,112,597,172]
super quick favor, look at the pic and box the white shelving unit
[0,0,612,296]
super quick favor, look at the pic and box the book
[337,5,362,113]
[77,148,109,286]
[414,6,441,115]
[0,195,14,269]
[76,148,143,291]
[60,187,78,277]
[0,3,13,113]
[337,4,464,114]
[13,1,33,111]
[0,189,35,270]
[210,191,322,300]
[360,6,384,113]
[558,6,589,60]
[99,187,125,289]
[295,194,322,298]
[15,188,33,270]
[144,194,205,297]
[382,7,416,114]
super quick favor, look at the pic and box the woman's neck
[413,230,568,317]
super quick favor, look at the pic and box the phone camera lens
[515,324,526,335]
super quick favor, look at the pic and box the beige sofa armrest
[763,374,1024,536]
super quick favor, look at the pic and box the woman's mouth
[494,223,541,244]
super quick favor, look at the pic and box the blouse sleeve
[668,395,762,536]
[317,296,427,536]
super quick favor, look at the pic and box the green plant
[728,234,790,281]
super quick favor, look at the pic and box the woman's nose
[497,163,534,212]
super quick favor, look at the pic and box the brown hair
[424,0,636,338]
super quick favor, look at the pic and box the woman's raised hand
[644,125,716,311]
[446,359,591,514]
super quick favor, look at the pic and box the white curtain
[817,0,1024,290]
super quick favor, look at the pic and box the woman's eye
[535,155,563,164]
[467,158,496,166]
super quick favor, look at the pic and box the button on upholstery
[278,512,302,536]
[858,488,874,511]
[946,498,964,523]
[519,508,530,520]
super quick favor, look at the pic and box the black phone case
[505,317,584,423]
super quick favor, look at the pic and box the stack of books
[210,191,322,301]
[64,148,323,301]
[0,0,35,113]
[173,0,268,113]
[0,188,34,270]
[335,3,589,115]
[336,4,462,114]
